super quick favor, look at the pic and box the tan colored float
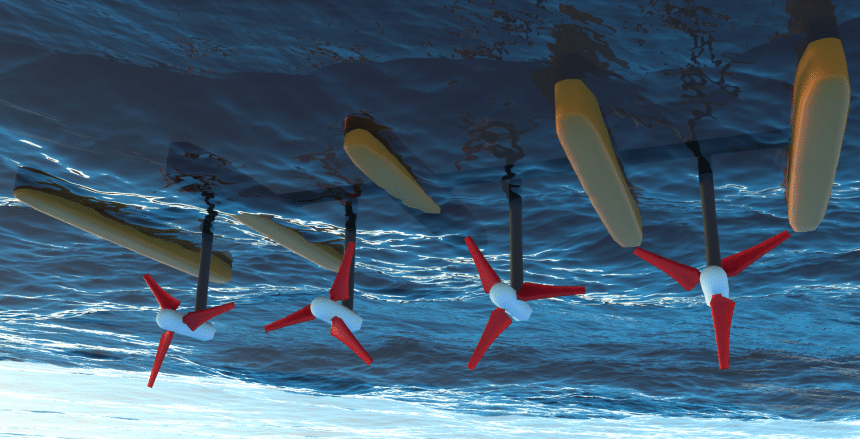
[14,187,232,283]
[555,78,642,247]
[230,213,343,272]
[787,38,851,232]
[343,128,440,214]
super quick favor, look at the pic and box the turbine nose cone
[156,309,215,341]
[488,283,516,307]
[489,283,532,321]
[310,296,363,332]
[700,265,729,306]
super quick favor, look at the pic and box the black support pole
[195,192,218,312]
[503,165,523,291]
[699,171,721,267]
[687,142,721,267]
[342,202,357,310]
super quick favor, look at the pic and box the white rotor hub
[700,265,729,307]
[156,309,215,341]
[489,282,532,322]
[310,297,363,332]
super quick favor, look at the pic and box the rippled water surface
[1,1,860,437]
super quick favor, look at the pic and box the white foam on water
[1,361,857,439]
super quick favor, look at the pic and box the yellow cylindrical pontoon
[14,187,232,283]
[229,213,343,272]
[343,127,440,214]
[787,37,851,232]
[555,78,642,247]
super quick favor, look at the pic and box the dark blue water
[1,1,859,437]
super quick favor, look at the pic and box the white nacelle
[700,265,729,307]
[310,297,363,332]
[489,282,532,322]
[156,309,216,341]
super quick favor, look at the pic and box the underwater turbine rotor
[263,241,372,365]
[633,145,790,369]
[143,196,235,387]
[463,236,585,370]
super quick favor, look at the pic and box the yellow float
[555,78,643,247]
[229,213,343,272]
[343,127,440,214]
[14,186,232,283]
[786,37,851,232]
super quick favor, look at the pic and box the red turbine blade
[143,274,180,310]
[464,236,501,294]
[265,304,315,332]
[148,330,174,388]
[467,308,512,370]
[330,316,373,365]
[721,231,791,278]
[330,242,356,301]
[183,302,236,331]
[517,283,585,301]
[633,248,701,291]
[710,294,735,370]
